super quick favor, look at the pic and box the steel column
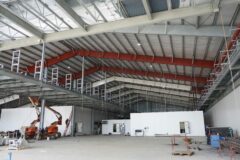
[81,57,85,94]
[39,99,46,133]
[39,42,46,136]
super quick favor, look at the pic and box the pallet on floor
[172,150,194,156]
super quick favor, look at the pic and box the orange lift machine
[27,97,62,139]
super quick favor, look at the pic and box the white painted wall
[205,86,240,136]
[102,119,130,135]
[0,106,73,135]
[130,111,205,136]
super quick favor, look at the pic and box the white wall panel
[130,111,205,136]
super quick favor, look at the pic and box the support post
[73,79,77,91]
[71,106,75,137]
[104,72,107,101]
[43,67,48,83]
[39,99,46,132]
[39,43,45,81]
[81,57,85,94]
[38,42,46,138]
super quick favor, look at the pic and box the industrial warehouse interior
[0,0,240,159]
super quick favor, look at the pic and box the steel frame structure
[0,2,218,51]
[0,68,123,113]
[198,24,240,108]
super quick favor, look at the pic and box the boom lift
[27,97,62,139]
[25,97,40,139]
[44,106,62,139]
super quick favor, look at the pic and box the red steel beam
[25,50,214,73]
[26,51,78,73]
[100,66,207,84]
[76,50,214,68]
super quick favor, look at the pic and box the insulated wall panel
[130,111,205,136]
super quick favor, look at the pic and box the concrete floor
[0,136,238,160]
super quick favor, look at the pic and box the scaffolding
[85,83,92,95]
[65,74,72,90]
[76,79,82,92]
[92,86,99,97]
[100,89,105,100]
[11,50,21,73]
[198,31,240,108]
[107,92,112,102]
[34,60,42,79]
[51,67,59,86]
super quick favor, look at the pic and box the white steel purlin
[11,50,21,73]
[65,74,72,90]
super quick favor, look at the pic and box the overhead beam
[26,51,78,73]
[0,4,43,38]
[114,93,192,108]
[0,3,218,51]
[55,0,87,30]
[111,90,192,102]
[114,24,232,37]
[142,0,152,19]
[139,96,192,107]
[107,84,200,98]
[25,50,214,73]
[55,65,207,86]
[101,66,207,83]
[76,50,214,68]
[92,76,191,91]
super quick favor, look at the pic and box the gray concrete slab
[0,136,238,160]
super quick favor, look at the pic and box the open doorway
[179,121,190,134]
